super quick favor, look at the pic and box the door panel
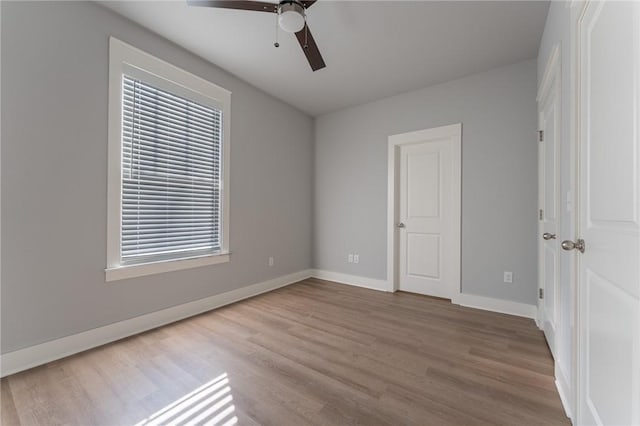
[407,233,440,278]
[407,152,440,218]
[539,58,561,357]
[577,2,640,425]
[544,244,557,337]
[399,138,453,298]
[585,271,636,424]
[587,3,636,223]
[544,101,558,223]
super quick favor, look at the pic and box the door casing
[538,41,577,422]
[387,123,462,297]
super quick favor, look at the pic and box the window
[106,38,230,281]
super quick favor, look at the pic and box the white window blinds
[121,75,222,264]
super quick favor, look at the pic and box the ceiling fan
[186,0,326,71]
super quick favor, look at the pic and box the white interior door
[576,2,639,425]
[538,59,561,358]
[397,126,460,299]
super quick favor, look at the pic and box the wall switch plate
[353,254,359,264]
[348,254,354,263]
[268,257,274,266]
[504,271,513,283]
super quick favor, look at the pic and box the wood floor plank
[0,279,569,425]
[1,378,20,426]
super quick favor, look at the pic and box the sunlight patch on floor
[135,372,237,426]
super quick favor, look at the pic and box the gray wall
[1,0,542,355]
[537,0,579,401]
[314,59,539,305]
[1,1,313,353]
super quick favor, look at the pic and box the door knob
[397,223,406,228]
[543,232,556,240]
[561,239,585,253]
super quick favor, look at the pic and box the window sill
[105,252,230,282]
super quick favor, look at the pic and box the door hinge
[539,209,544,220]
[539,130,544,142]
[539,288,544,299]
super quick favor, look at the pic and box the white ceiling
[101,1,549,116]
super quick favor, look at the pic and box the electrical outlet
[504,271,513,283]
[353,254,359,264]
[268,257,274,267]
[348,254,354,263]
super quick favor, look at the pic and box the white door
[397,126,461,299]
[575,2,639,425]
[538,56,561,357]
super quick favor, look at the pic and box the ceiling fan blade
[300,0,317,9]
[186,0,277,13]
[295,24,326,71]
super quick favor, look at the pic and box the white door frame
[386,123,462,297]
[538,42,576,421]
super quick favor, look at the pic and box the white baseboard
[311,269,391,292]
[1,269,538,377]
[453,293,537,319]
[556,379,573,421]
[555,364,573,422]
[311,270,536,319]
[0,269,313,378]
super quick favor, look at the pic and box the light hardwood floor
[1,278,569,426]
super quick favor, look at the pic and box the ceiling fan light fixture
[278,1,305,33]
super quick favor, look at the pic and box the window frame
[106,37,231,282]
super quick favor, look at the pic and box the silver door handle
[397,223,405,228]
[561,239,585,253]
[543,232,556,240]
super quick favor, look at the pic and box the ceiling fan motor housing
[278,0,305,33]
